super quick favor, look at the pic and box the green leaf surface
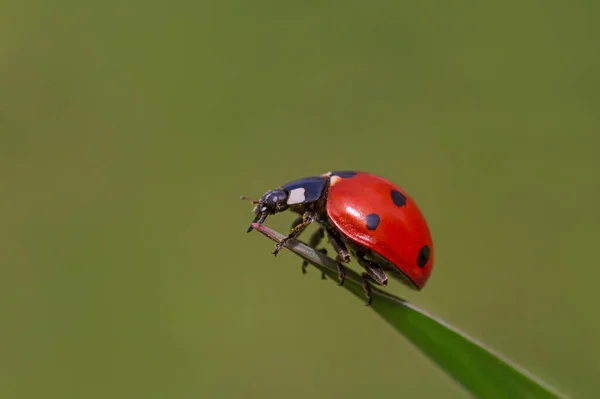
[251,223,568,399]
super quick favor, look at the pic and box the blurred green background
[1,1,598,398]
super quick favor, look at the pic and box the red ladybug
[244,171,433,305]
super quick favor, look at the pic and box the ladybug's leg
[356,254,388,306]
[290,216,304,231]
[301,228,328,279]
[324,229,351,286]
[273,211,316,256]
[302,248,329,280]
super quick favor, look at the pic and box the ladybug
[244,171,433,305]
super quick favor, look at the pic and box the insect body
[245,171,434,305]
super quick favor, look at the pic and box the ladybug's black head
[257,189,289,213]
[243,188,289,232]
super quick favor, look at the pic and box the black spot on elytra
[391,189,407,207]
[417,245,430,268]
[331,170,357,178]
[365,213,380,230]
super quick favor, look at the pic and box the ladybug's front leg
[356,254,388,306]
[273,211,316,256]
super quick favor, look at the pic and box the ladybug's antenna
[240,195,260,204]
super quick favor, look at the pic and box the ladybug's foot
[273,239,287,256]
[302,248,328,280]
[361,274,374,306]
[357,254,388,306]
[273,211,316,256]
[335,261,346,286]
[301,228,327,279]
[301,261,308,275]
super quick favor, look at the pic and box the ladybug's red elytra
[244,171,434,305]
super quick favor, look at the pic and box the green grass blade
[251,223,568,399]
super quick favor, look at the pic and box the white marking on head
[287,187,306,204]
[330,176,341,186]
[321,171,332,177]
